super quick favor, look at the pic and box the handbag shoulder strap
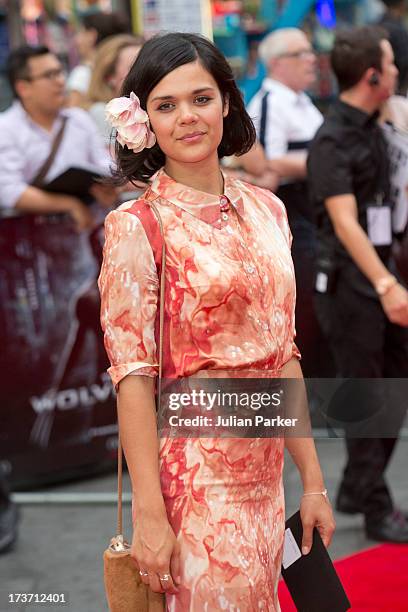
[116,196,166,537]
[31,116,68,188]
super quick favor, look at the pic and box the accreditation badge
[366,204,392,246]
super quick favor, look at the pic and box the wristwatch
[375,275,398,296]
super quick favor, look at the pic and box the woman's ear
[223,94,230,118]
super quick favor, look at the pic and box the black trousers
[315,272,408,522]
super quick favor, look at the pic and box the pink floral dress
[98,168,300,611]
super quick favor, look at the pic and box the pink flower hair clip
[105,91,156,153]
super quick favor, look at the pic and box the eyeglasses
[26,68,65,82]
[277,50,315,60]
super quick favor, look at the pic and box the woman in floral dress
[99,32,335,611]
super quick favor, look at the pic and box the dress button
[245,264,255,274]
[220,196,230,213]
[222,213,228,221]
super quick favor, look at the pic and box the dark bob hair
[6,45,50,98]
[331,26,387,92]
[114,32,256,184]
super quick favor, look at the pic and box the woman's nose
[178,104,198,124]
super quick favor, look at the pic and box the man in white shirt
[0,45,114,230]
[248,28,322,185]
[248,28,326,376]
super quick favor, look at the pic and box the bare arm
[267,153,307,180]
[117,375,165,515]
[325,194,408,326]
[225,167,280,191]
[282,358,325,493]
[117,374,180,594]
[282,357,335,553]
[238,143,268,176]
[15,186,93,231]
[67,89,86,108]
[225,144,280,191]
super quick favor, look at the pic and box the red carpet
[278,544,408,611]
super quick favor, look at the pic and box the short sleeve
[307,134,353,201]
[98,208,159,388]
[243,183,301,363]
[275,202,301,361]
[249,183,294,248]
[271,196,301,363]
[262,191,301,362]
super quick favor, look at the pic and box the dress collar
[148,167,245,227]
[13,100,68,135]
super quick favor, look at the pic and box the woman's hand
[131,509,181,595]
[300,493,336,555]
[55,195,95,232]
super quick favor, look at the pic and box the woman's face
[75,27,97,59]
[111,45,141,96]
[146,60,228,166]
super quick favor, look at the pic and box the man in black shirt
[378,0,408,94]
[308,26,408,542]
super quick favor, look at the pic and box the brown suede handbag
[103,201,166,612]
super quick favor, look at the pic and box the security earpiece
[369,72,379,86]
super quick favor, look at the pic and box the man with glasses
[0,45,113,229]
[248,29,325,377]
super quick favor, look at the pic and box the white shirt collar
[261,77,311,106]
[13,99,68,136]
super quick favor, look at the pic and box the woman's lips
[178,132,205,143]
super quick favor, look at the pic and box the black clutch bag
[281,511,351,612]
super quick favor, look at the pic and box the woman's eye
[157,102,174,111]
[195,96,211,104]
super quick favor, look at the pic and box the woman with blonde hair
[86,34,144,145]
[67,12,130,107]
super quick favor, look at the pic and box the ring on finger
[158,573,171,582]
[139,570,149,577]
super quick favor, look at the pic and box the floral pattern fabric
[98,168,299,611]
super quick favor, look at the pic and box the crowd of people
[1,3,408,608]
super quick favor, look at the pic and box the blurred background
[0,0,394,111]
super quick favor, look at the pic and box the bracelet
[302,488,328,499]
